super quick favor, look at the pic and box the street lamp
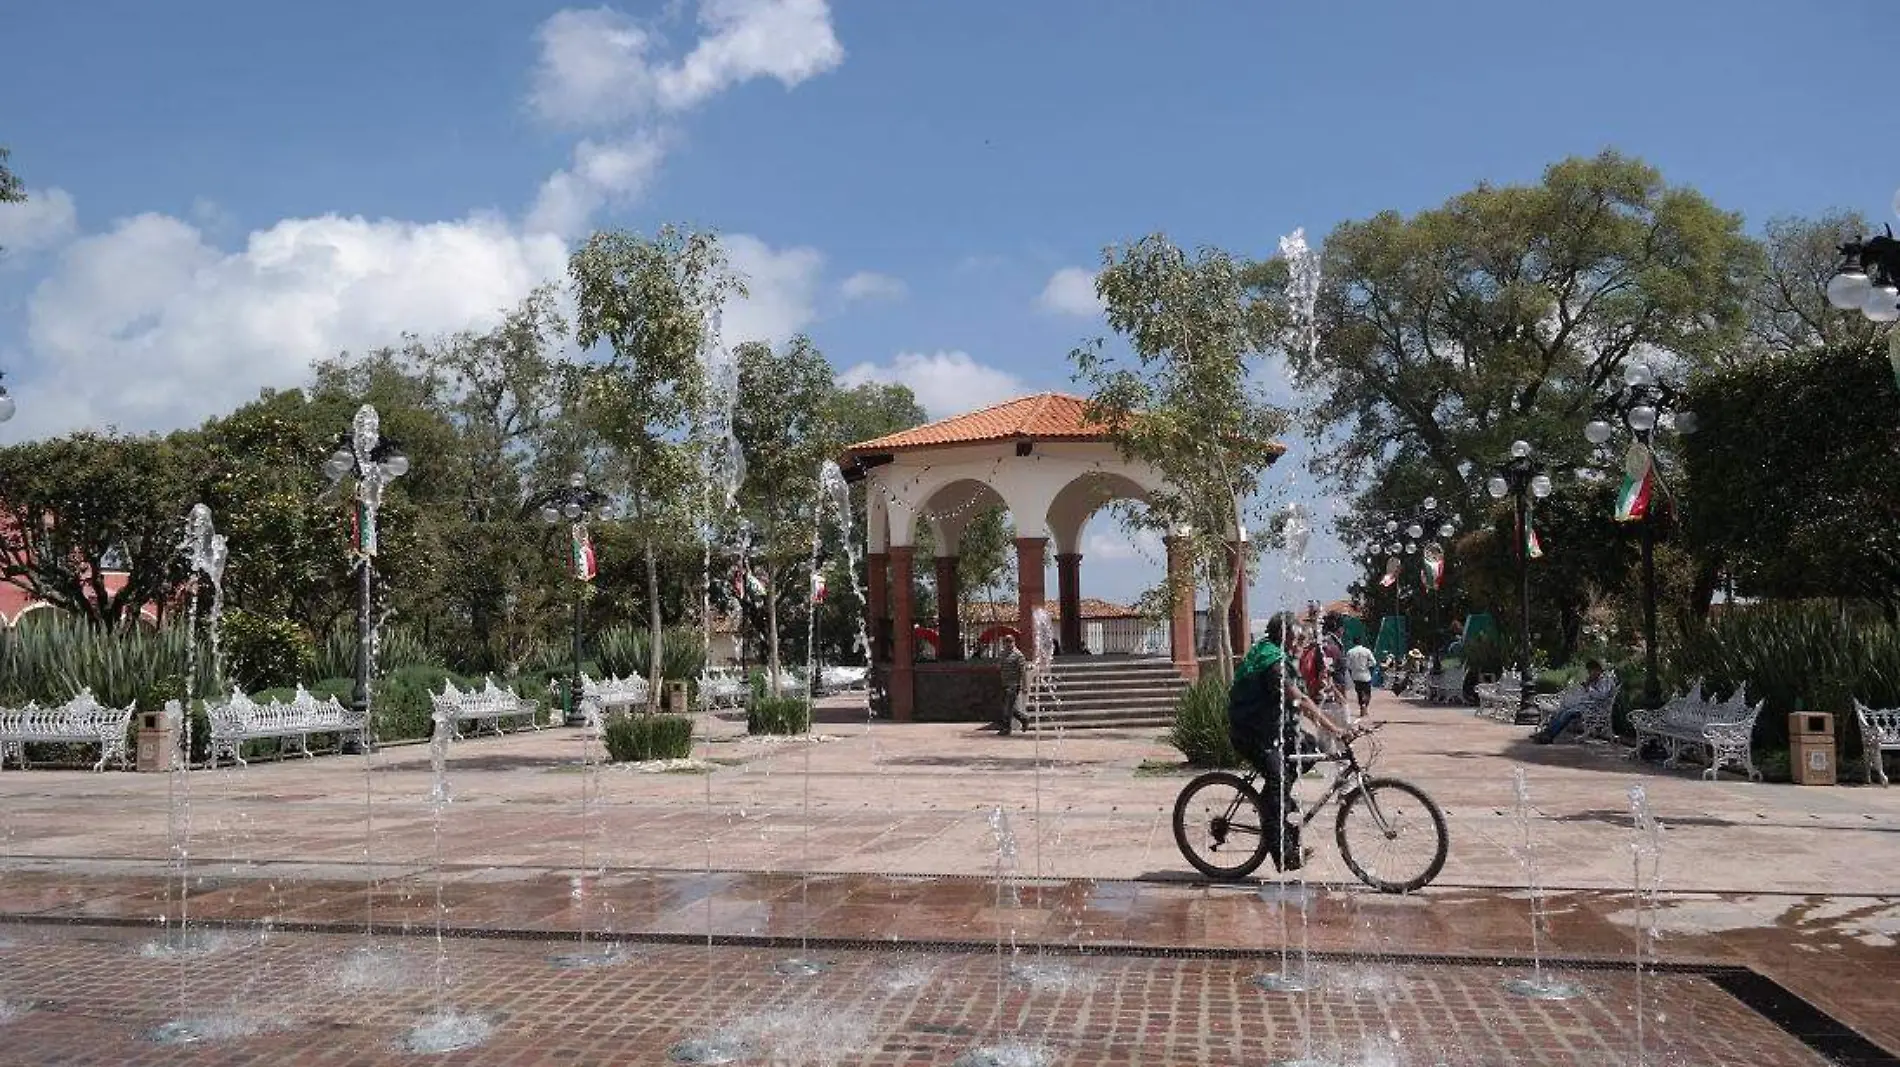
[1488,440,1551,724]
[1827,223,1900,324]
[527,472,607,728]
[1578,362,1696,706]
[324,405,408,748]
[1360,499,1461,659]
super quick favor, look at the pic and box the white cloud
[526,134,670,238]
[839,270,905,302]
[1084,529,1163,563]
[1037,266,1104,318]
[530,0,843,126]
[0,188,78,257]
[718,233,823,346]
[838,350,1025,419]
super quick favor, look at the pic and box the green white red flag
[1614,443,1655,524]
[569,523,596,581]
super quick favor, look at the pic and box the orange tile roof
[844,393,1110,453]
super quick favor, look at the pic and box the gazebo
[840,392,1282,721]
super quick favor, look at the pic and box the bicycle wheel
[1334,777,1449,894]
[1172,771,1277,881]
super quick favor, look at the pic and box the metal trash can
[663,680,691,715]
[1789,712,1836,786]
[136,702,181,773]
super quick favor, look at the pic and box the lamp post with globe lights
[1360,499,1461,654]
[1488,441,1552,723]
[525,473,609,728]
[323,406,409,747]
[1826,224,1900,325]
[1579,362,1697,706]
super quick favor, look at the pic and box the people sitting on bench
[1530,659,1612,744]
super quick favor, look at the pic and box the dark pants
[1229,714,1300,862]
[1353,680,1372,712]
[1000,685,1022,733]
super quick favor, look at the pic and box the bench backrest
[0,688,134,736]
[1856,701,1900,746]
[207,686,357,732]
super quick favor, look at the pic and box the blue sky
[2,0,1897,610]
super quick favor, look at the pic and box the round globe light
[1627,405,1658,432]
[562,501,583,520]
[1439,522,1455,538]
[1405,542,1417,555]
[1625,362,1655,387]
[568,471,587,489]
[1387,542,1404,555]
[325,450,354,480]
[1864,285,1900,324]
[1531,473,1553,499]
[1384,519,1398,533]
[1584,420,1614,445]
[541,505,560,525]
[1407,523,1424,540]
[0,389,13,424]
[382,454,410,478]
[1510,440,1532,459]
[1487,476,1509,500]
[1422,496,1437,511]
[1828,270,1873,310]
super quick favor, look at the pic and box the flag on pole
[1526,524,1545,559]
[1378,556,1401,587]
[1421,544,1446,590]
[351,501,377,558]
[811,571,827,604]
[569,523,596,581]
[1614,443,1655,524]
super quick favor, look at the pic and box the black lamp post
[1580,362,1697,707]
[1826,224,1900,324]
[527,473,607,728]
[1361,499,1460,654]
[323,406,409,750]
[1487,440,1552,724]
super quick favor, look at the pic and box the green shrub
[603,713,694,761]
[1168,674,1242,769]
[747,693,811,735]
[1668,602,1900,757]
[598,625,707,682]
[0,616,205,711]
[370,665,476,742]
[223,609,315,693]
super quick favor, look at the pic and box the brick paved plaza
[2,692,1896,1064]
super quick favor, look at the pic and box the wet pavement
[0,692,1895,1063]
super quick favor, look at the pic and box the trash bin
[1789,712,1836,786]
[136,702,181,773]
[663,680,691,715]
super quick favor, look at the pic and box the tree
[1072,234,1289,679]
[1742,212,1889,364]
[0,432,194,629]
[1287,151,1758,505]
[570,226,743,710]
[731,335,838,691]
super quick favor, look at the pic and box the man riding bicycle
[1228,615,1354,872]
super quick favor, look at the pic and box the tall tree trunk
[645,537,663,714]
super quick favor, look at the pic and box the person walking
[1228,615,1353,872]
[1345,639,1376,718]
[996,634,1031,736]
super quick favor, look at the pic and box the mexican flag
[569,524,597,581]
[1525,524,1545,559]
[1421,554,1444,591]
[1614,443,1655,524]
[811,571,828,604]
[351,501,377,558]
[1378,556,1401,587]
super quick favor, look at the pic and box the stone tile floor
[1,692,1896,1063]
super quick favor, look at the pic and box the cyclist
[1228,614,1353,872]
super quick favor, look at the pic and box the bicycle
[1170,721,1449,894]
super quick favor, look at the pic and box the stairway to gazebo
[1030,655,1188,730]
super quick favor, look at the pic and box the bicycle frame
[1230,730,1403,839]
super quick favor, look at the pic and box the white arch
[1045,470,1156,556]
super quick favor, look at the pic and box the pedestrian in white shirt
[1344,642,1377,718]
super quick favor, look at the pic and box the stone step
[1053,677,1187,694]
[1048,669,1188,687]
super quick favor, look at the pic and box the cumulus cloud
[838,350,1025,419]
[529,0,843,126]
[1037,266,1104,318]
[718,233,824,347]
[0,188,79,257]
[839,270,905,302]
[526,134,670,238]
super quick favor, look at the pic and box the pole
[568,583,586,727]
[350,554,372,752]
[1516,487,1535,724]
[1641,509,1660,708]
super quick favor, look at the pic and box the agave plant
[596,625,707,682]
[0,615,208,710]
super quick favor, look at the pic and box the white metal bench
[1854,701,1899,786]
[1537,672,1621,744]
[432,678,541,737]
[0,689,135,771]
[580,675,650,722]
[1630,681,1763,781]
[817,666,868,693]
[205,686,366,768]
[701,671,748,708]
[1476,668,1557,722]
[1426,663,1468,704]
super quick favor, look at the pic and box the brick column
[889,546,915,721]
[1226,540,1249,656]
[866,551,889,664]
[934,555,962,661]
[1014,537,1047,653]
[1164,535,1198,681]
[1055,553,1083,655]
